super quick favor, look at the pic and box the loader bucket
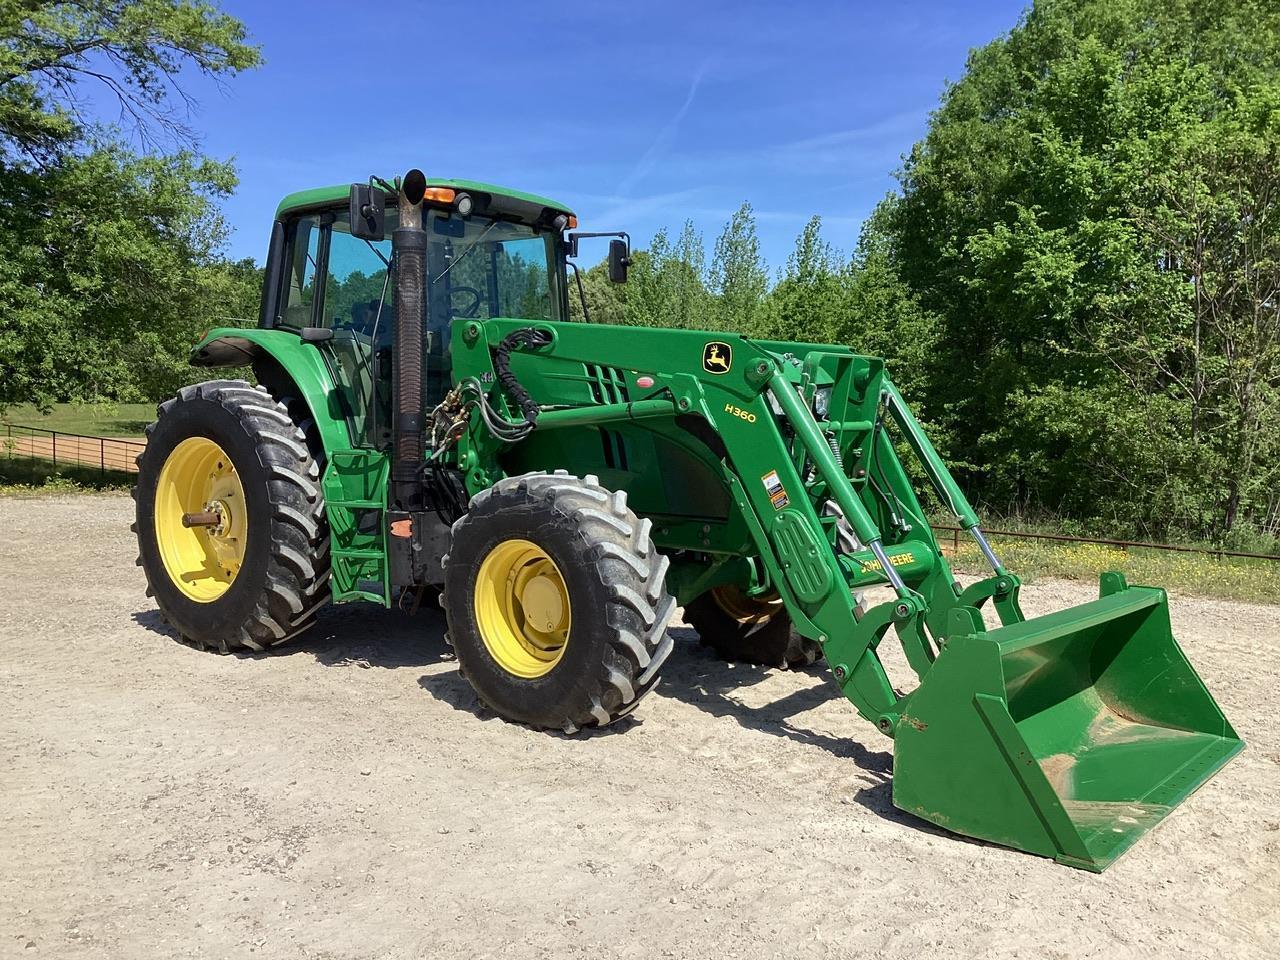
[892,573,1242,871]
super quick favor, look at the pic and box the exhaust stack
[392,169,427,509]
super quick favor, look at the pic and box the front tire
[134,380,331,653]
[442,471,676,732]
[686,585,822,668]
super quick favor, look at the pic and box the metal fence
[1,423,146,481]
[934,524,1280,563]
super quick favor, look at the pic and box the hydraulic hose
[492,327,552,427]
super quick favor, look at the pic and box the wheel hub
[474,539,571,678]
[520,574,566,634]
[153,437,247,602]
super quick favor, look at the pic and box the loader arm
[452,319,988,730]
[449,317,1243,872]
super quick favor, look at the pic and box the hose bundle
[426,327,552,454]
[492,327,552,427]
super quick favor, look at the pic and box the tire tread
[133,379,331,653]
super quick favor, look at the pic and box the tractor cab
[261,178,574,448]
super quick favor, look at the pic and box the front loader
[134,169,1241,871]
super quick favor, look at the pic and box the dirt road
[3,494,1278,959]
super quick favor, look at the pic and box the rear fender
[190,327,351,456]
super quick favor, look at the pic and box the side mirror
[349,183,385,240]
[608,238,631,284]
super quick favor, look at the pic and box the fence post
[100,437,105,482]
[52,430,57,472]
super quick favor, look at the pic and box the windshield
[425,211,565,334]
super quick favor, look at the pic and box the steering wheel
[450,286,483,318]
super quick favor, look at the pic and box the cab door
[277,208,395,449]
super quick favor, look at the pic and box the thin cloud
[616,62,711,197]
[766,108,928,169]
[579,186,708,228]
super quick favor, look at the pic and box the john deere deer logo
[702,341,732,374]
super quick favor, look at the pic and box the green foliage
[754,215,842,343]
[833,211,942,410]
[709,203,767,331]
[624,222,709,328]
[0,145,260,408]
[0,0,261,160]
[871,0,1280,541]
[0,1,262,414]
[567,258,626,325]
[0,474,120,496]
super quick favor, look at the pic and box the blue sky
[174,0,1029,272]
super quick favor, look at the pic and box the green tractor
[134,170,1242,871]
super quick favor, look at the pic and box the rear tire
[686,586,821,668]
[442,471,676,733]
[133,380,331,653]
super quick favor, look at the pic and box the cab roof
[274,178,574,219]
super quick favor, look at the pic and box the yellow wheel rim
[711,585,783,625]
[474,539,571,678]
[153,437,247,602]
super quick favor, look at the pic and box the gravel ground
[2,493,1277,960]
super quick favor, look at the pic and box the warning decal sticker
[761,469,790,510]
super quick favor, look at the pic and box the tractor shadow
[132,604,946,837]
[290,601,453,669]
[657,628,896,778]
[131,598,452,670]
[655,633,985,841]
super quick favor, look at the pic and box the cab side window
[281,215,321,328]
[323,212,393,341]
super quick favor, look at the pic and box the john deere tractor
[134,170,1242,871]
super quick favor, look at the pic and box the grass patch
[950,512,1280,559]
[0,454,133,494]
[950,537,1280,605]
[1,401,155,438]
[0,477,129,497]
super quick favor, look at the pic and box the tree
[709,202,767,332]
[0,145,258,408]
[625,229,672,327]
[667,219,709,328]
[870,0,1280,541]
[1102,82,1280,538]
[834,206,942,407]
[756,215,842,342]
[0,0,260,160]
[0,1,262,411]
[600,222,710,328]
[567,259,627,325]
